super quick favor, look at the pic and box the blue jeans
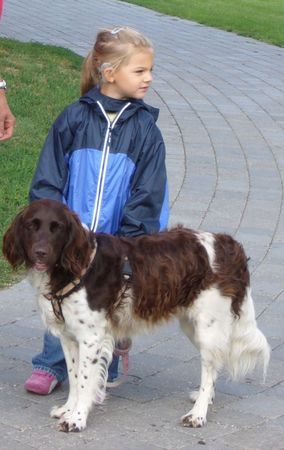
[32,332,119,382]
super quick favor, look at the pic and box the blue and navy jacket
[29,87,169,236]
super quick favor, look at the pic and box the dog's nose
[35,249,47,259]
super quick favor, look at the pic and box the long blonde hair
[81,26,153,95]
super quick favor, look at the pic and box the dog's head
[3,199,93,277]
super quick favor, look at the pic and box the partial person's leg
[108,338,132,382]
[108,354,119,381]
[25,332,67,394]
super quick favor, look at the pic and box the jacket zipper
[91,101,131,231]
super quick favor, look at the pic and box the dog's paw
[58,413,87,433]
[58,420,85,433]
[181,412,206,428]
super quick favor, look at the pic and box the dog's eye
[50,221,64,233]
[25,219,40,231]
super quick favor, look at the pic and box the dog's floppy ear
[61,209,92,277]
[2,210,26,269]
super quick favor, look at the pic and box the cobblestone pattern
[0,1,284,448]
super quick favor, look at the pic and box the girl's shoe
[24,369,60,395]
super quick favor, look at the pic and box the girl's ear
[103,66,115,83]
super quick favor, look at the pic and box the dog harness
[43,245,97,322]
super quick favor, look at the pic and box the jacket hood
[80,87,159,122]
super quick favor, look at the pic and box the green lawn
[0,38,83,286]
[123,0,284,47]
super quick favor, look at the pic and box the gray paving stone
[220,423,284,450]
[1,0,284,448]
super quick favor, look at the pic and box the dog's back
[90,227,250,324]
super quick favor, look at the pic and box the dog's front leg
[50,335,79,420]
[58,331,113,432]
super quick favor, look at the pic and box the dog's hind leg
[179,324,216,407]
[50,336,79,420]
[179,287,232,427]
[181,350,218,427]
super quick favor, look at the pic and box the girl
[25,26,169,394]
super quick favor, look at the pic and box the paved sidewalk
[1,1,284,449]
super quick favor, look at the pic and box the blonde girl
[25,26,169,394]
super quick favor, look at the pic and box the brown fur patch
[84,228,248,325]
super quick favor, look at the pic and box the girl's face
[101,49,154,100]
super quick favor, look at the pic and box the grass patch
[0,38,83,287]
[123,0,284,47]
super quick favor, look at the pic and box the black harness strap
[44,248,133,323]
[122,255,132,281]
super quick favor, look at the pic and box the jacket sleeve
[118,121,169,237]
[29,108,74,203]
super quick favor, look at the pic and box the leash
[106,338,132,388]
[105,256,133,388]
[106,255,133,389]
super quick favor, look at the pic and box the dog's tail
[227,288,270,382]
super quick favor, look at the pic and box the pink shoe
[24,369,60,395]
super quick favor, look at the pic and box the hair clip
[98,62,112,73]
[111,27,124,35]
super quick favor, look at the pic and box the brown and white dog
[2,199,270,432]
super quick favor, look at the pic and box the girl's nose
[145,71,153,83]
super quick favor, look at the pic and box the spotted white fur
[179,286,269,427]
[30,271,113,432]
